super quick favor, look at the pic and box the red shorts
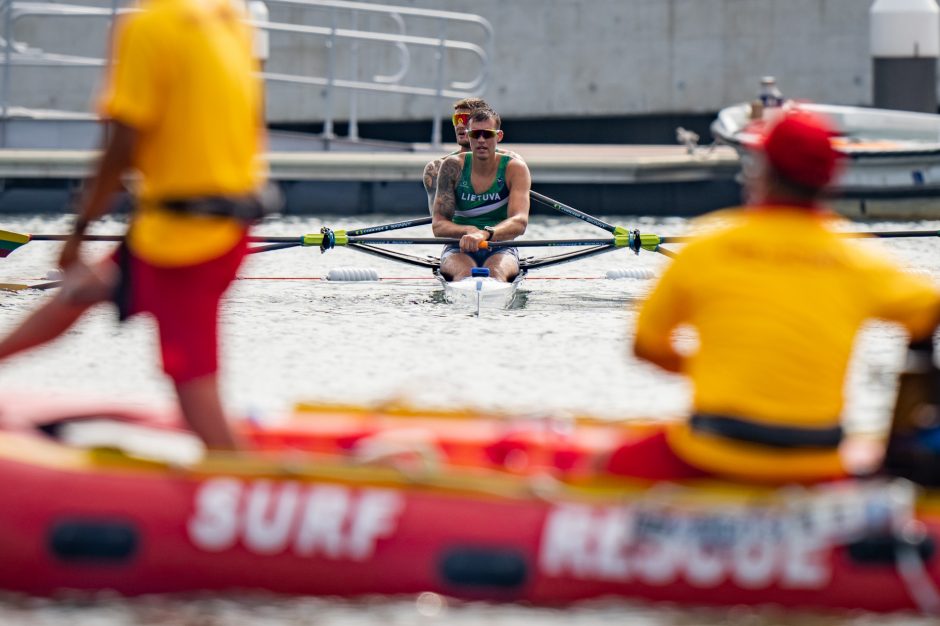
[112,233,248,384]
[603,428,711,481]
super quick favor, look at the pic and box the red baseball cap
[752,110,841,189]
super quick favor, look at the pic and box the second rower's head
[452,97,489,150]
[747,110,841,208]
[467,108,503,161]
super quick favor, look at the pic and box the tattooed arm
[422,158,442,216]
[432,156,477,238]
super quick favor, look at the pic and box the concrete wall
[2,0,883,122]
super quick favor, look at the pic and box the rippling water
[1,212,939,625]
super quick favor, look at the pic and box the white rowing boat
[435,268,525,312]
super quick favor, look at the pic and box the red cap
[754,111,841,189]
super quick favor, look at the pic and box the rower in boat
[605,110,940,484]
[422,97,524,216]
[432,107,532,283]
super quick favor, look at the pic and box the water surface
[1,213,937,625]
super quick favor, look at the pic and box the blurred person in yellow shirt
[0,0,267,450]
[605,110,940,483]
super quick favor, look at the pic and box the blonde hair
[452,97,489,112]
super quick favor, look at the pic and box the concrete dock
[0,142,744,217]
[0,142,936,218]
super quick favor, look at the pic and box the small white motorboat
[711,100,940,217]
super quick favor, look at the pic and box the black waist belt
[160,194,269,223]
[690,413,843,449]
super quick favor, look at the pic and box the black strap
[690,413,843,449]
[160,195,267,223]
[159,185,283,223]
[112,240,133,322]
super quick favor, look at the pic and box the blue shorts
[440,244,519,266]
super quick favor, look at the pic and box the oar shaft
[345,236,622,248]
[249,242,301,254]
[485,238,616,248]
[23,215,435,246]
[29,234,123,242]
[529,190,621,234]
[347,216,431,236]
[843,230,940,239]
[656,235,695,244]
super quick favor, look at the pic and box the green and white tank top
[452,153,511,228]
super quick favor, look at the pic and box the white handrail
[0,0,493,149]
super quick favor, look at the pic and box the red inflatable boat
[1,395,939,614]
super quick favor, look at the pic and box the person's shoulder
[497,148,526,163]
[115,4,152,29]
[121,0,176,36]
[435,154,465,180]
[425,150,461,168]
[687,207,745,237]
[440,153,465,167]
[504,155,530,174]
[422,157,442,174]
[662,208,747,261]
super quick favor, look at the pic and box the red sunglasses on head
[452,113,471,127]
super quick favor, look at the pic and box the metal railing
[0,0,493,149]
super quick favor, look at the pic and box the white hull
[711,102,940,195]
[436,271,524,310]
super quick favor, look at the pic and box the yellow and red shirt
[100,0,265,266]
[635,206,940,481]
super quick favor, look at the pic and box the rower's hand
[460,230,488,253]
[58,233,83,270]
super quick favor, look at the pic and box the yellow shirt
[100,0,264,266]
[635,207,940,481]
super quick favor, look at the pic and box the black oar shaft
[487,238,615,248]
[249,242,301,254]
[29,234,123,242]
[529,190,620,234]
[655,246,679,259]
[844,230,940,239]
[345,237,619,248]
[656,235,695,244]
[347,216,431,236]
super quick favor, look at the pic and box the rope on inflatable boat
[896,521,940,615]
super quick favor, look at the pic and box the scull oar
[4,222,938,262]
[0,216,434,258]
[529,190,630,235]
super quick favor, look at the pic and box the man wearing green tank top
[422,97,523,216]
[432,108,531,282]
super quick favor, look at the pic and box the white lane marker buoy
[605,267,657,280]
[326,267,380,282]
